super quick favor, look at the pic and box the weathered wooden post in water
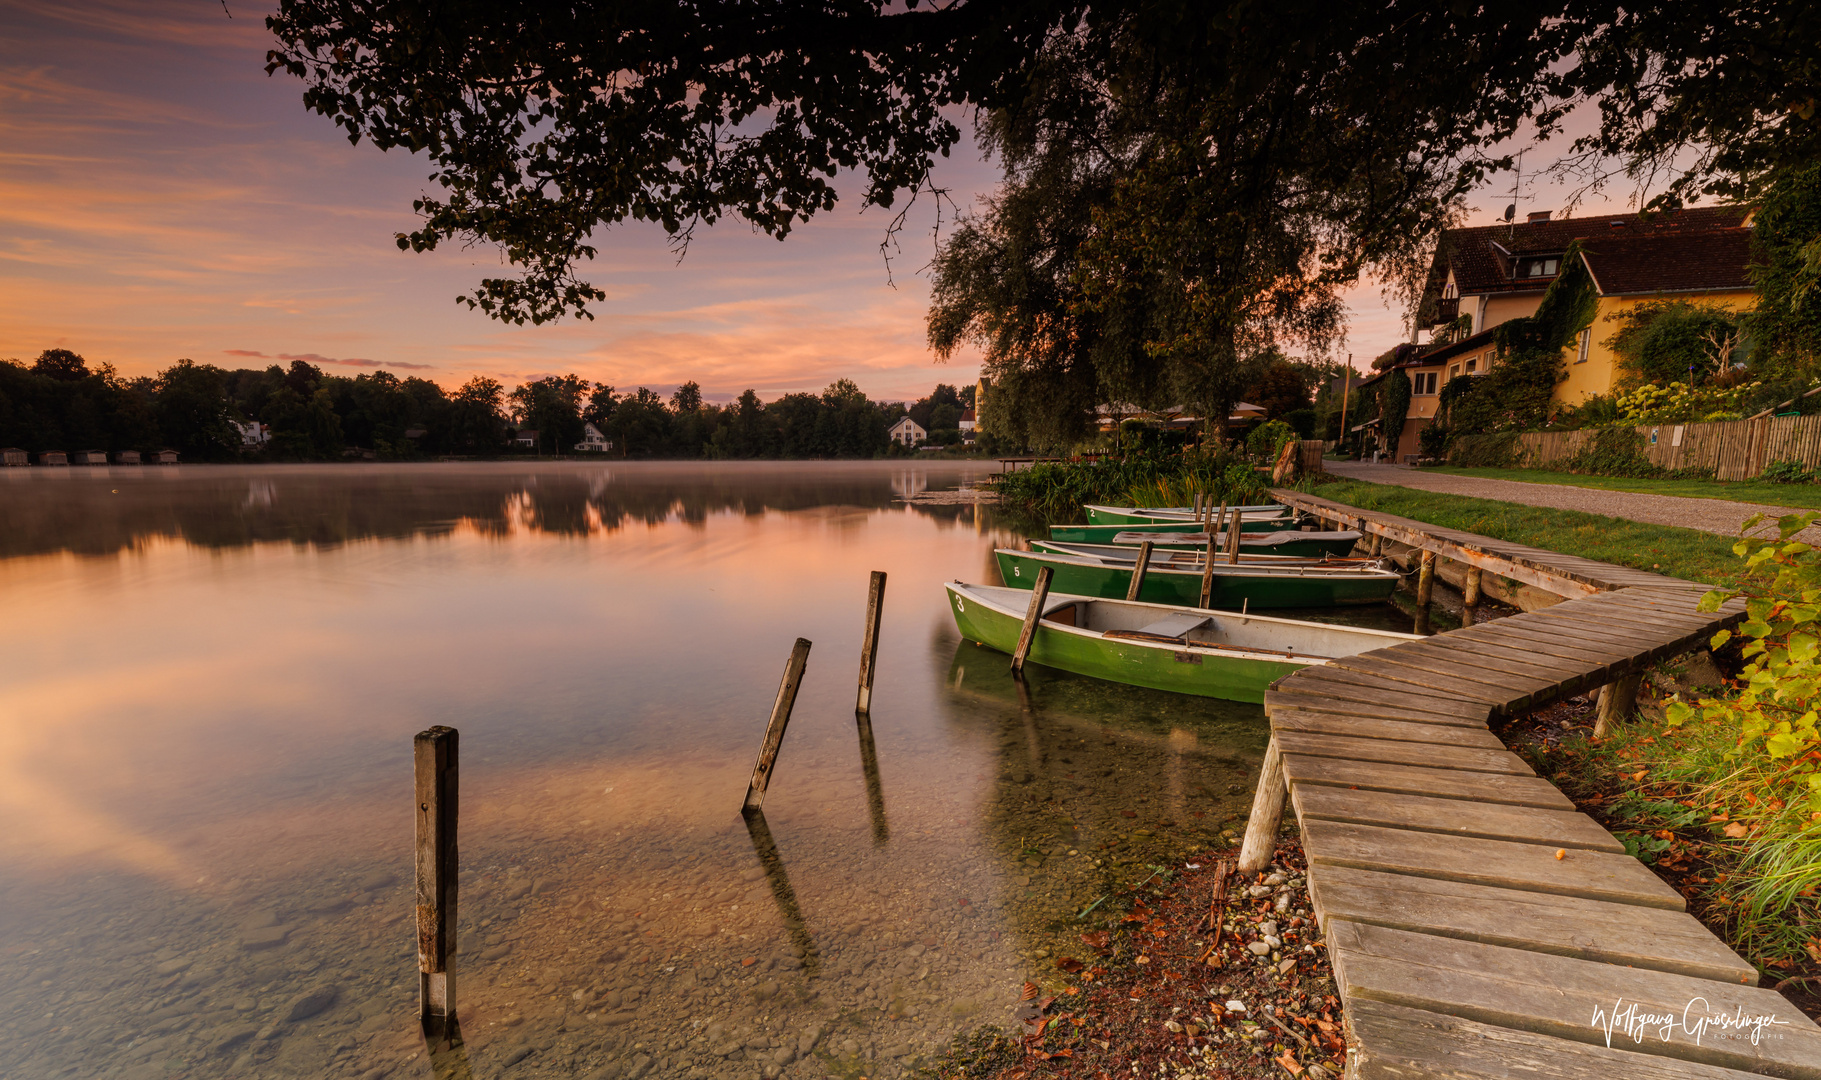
[1124,542,1154,601]
[743,638,812,812]
[855,571,887,714]
[1010,566,1054,674]
[1414,550,1436,634]
[1462,567,1483,627]
[1198,530,1216,608]
[414,726,458,1042]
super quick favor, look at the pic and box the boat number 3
[955,598,965,612]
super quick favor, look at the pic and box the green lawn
[1310,478,1763,589]
[1422,465,1821,512]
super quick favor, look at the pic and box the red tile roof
[1576,228,1754,296]
[1437,206,1751,296]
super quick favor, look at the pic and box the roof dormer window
[1517,256,1559,279]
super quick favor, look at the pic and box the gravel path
[1325,462,1821,544]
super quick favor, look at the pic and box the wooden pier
[1249,490,1821,1079]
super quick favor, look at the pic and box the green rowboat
[1044,522,1362,555]
[1107,529,1362,557]
[996,547,1401,608]
[1081,503,1292,527]
[944,582,1419,703]
[1029,540,1381,568]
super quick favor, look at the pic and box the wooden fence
[1451,414,1821,481]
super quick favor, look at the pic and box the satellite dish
[1503,204,1516,222]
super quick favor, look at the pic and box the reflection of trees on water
[0,463,997,559]
[938,642,1267,953]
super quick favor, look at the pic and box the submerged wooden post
[1010,566,1054,674]
[744,638,812,812]
[1199,530,1217,608]
[855,571,887,715]
[1125,541,1155,601]
[414,726,459,1041]
[1462,567,1483,627]
[1594,672,1642,737]
[1237,736,1287,874]
[1226,510,1243,565]
[1414,550,1436,633]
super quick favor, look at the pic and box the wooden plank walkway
[1250,490,1821,1079]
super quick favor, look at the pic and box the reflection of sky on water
[0,462,1286,1079]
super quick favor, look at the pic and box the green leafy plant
[1563,425,1661,478]
[1244,419,1298,461]
[1673,511,1821,810]
[1761,459,1818,484]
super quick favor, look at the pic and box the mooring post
[1462,566,1482,627]
[1369,532,1383,558]
[1199,530,1217,608]
[855,571,887,715]
[414,726,459,1042]
[1226,510,1243,565]
[1010,566,1054,674]
[1594,672,1642,737]
[1125,541,1155,601]
[1414,550,1436,634]
[744,638,812,812]
[1237,736,1287,874]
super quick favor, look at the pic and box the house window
[1518,257,1559,278]
[1465,356,1477,374]
[1482,350,1495,370]
[1449,364,1461,380]
[1412,371,1438,395]
[1576,327,1591,364]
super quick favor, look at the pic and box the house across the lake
[2,448,26,467]
[889,417,926,446]
[575,422,611,452]
[150,449,179,464]
[113,450,141,465]
[959,408,977,442]
[72,450,109,465]
[513,428,539,449]
[36,450,68,465]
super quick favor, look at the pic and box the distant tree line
[0,351,975,461]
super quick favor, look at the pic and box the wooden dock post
[414,726,459,1042]
[1414,550,1436,634]
[1226,510,1243,565]
[743,638,812,812]
[1369,532,1383,558]
[1462,567,1483,627]
[1125,541,1154,601]
[1199,530,1216,608]
[1594,672,1642,737]
[1010,566,1054,674]
[855,571,887,715]
[1237,736,1287,874]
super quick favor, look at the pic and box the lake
[0,461,1386,1080]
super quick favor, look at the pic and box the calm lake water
[0,462,1392,1080]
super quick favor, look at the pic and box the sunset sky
[1,1,1626,403]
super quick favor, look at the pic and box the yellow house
[1429,205,1750,338]
[1555,227,1756,402]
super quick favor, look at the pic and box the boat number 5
[1013,566,1021,577]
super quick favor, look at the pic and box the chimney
[1527,210,1552,223]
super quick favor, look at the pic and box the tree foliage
[1749,163,1821,379]
[1605,301,1747,387]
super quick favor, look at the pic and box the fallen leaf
[1021,981,1039,1001]
[1276,1049,1304,1075]
[740,957,756,967]
[1723,822,1749,838]
[1055,957,1084,972]
[1554,849,1566,860]
[1120,810,1138,818]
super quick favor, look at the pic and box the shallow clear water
[0,462,1391,1080]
